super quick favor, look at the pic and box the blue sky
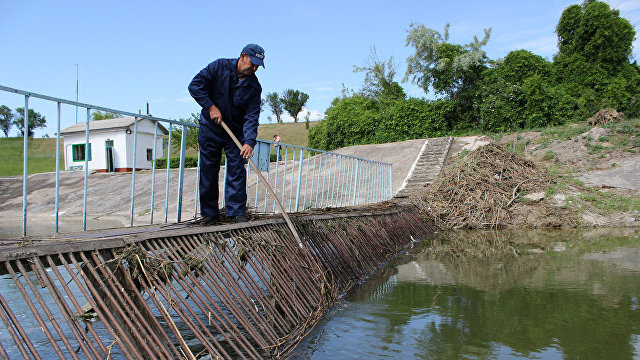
[1,0,639,138]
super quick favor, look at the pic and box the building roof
[60,117,169,135]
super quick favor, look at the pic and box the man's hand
[208,105,222,124]
[240,144,254,159]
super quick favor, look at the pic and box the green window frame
[72,143,92,162]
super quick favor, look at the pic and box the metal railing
[0,85,392,238]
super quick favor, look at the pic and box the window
[72,144,92,161]
[146,148,153,161]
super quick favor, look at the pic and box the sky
[1,0,639,138]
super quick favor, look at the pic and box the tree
[265,92,284,123]
[13,107,46,137]
[0,105,13,137]
[404,23,491,99]
[553,1,639,116]
[171,113,200,152]
[281,89,309,123]
[353,46,406,101]
[404,23,491,131]
[92,110,123,121]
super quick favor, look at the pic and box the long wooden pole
[219,121,304,248]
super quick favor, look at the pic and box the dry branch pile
[417,143,553,229]
[588,108,624,125]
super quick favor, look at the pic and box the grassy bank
[0,137,64,176]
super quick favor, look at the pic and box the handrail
[0,84,393,238]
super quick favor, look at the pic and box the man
[188,44,265,224]
[273,134,281,161]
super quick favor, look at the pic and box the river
[294,228,640,359]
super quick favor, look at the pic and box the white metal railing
[0,85,392,238]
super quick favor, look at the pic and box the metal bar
[295,148,304,211]
[303,149,311,210]
[6,261,67,359]
[54,102,61,233]
[177,124,187,222]
[150,120,159,224]
[83,108,90,231]
[146,237,253,359]
[195,150,201,219]
[319,153,326,208]
[388,163,393,199]
[46,255,108,357]
[164,123,172,223]
[0,84,195,128]
[352,159,360,206]
[0,289,40,359]
[21,95,29,237]
[281,147,288,208]
[272,153,280,213]
[130,116,139,227]
[222,155,228,209]
[288,148,295,212]
[18,260,82,360]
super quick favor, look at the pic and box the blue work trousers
[198,131,247,218]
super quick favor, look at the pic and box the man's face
[237,53,259,78]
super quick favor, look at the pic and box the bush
[309,95,455,151]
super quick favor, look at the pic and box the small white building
[60,117,168,172]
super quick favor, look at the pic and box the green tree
[92,110,123,121]
[265,92,284,123]
[404,23,491,99]
[13,107,46,137]
[0,105,13,137]
[281,89,309,123]
[171,113,200,152]
[553,1,639,116]
[476,50,575,131]
[404,23,491,130]
[353,46,406,101]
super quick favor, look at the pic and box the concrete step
[394,136,453,198]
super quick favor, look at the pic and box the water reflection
[296,229,640,359]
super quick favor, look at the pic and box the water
[295,229,640,360]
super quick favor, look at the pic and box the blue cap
[242,44,265,68]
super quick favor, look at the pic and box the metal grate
[0,207,435,359]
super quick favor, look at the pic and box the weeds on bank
[578,189,640,213]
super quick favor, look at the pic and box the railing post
[388,164,393,199]
[295,149,304,211]
[54,102,61,233]
[21,95,29,237]
[164,123,172,223]
[352,159,359,206]
[150,121,158,224]
[129,116,139,227]
[195,150,201,219]
[176,124,187,222]
[83,108,90,231]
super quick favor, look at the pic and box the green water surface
[296,229,640,360]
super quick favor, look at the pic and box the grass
[578,189,640,213]
[257,121,320,148]
[0,137,64,176]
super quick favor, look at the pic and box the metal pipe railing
[0,84,392,238]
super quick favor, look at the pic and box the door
[105,140,114,172]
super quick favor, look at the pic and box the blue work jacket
[188,58,262,148]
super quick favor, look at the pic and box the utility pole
[72,64,79,124]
